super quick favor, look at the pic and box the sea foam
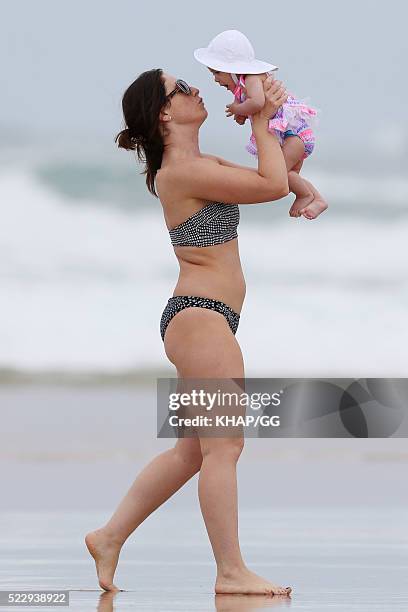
[1,166,407,376]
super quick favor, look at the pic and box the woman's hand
[254,78,288,122]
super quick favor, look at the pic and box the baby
[194,30,327,220]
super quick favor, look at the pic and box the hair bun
[115,127,136,151]
[131,132,147,145]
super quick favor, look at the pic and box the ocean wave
[1,166,407,375]
[25,159,408,217]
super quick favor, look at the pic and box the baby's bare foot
[300,197,328,220]
[289,193,314,217]
[215,567,292,596]
[85,528,123,592]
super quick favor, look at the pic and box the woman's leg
[85,428,203,591]
[165,307,292,596]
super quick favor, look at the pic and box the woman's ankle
[217,561,248,579]
[100,525,126,547]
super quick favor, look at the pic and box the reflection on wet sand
[95,590,291,611]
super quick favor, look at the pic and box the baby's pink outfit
[233,74,318,159]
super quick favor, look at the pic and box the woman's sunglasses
[166,79,192,100]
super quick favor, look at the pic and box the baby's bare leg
[284,138,328,219]
[300,177,328,220]
[282,137,314,217]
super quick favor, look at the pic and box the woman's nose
[191,87,199,96]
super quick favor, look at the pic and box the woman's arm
[201,153,257,172]
[164,78,289,205]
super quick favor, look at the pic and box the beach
[1,506,407,611]
[1,1,408,608]
[1,384,407,610]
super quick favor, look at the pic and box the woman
[85,68,292,597]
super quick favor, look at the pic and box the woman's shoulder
[158,156,217,181]
[156,157,218,201]
[159,155,219,178]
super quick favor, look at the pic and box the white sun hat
[194,30,278,75]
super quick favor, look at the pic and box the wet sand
[0,507,407,611]
[0,384,407,610]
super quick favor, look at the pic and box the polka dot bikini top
[168,202,240,248]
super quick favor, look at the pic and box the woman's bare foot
[289,193,314,217]
[85,528,123,592]
[215,567,292,596]
[300,197,328,220]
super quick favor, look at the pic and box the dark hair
[115,68,168,197]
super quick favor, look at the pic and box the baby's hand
[225,102,240,117]
[234,114,247,125]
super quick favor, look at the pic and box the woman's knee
[173,438,203,472]
[200,436,245,463]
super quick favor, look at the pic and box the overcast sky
[1,0,407,161]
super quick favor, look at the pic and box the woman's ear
[160,111,172,122]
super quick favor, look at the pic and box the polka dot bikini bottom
[160,295,240,342]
